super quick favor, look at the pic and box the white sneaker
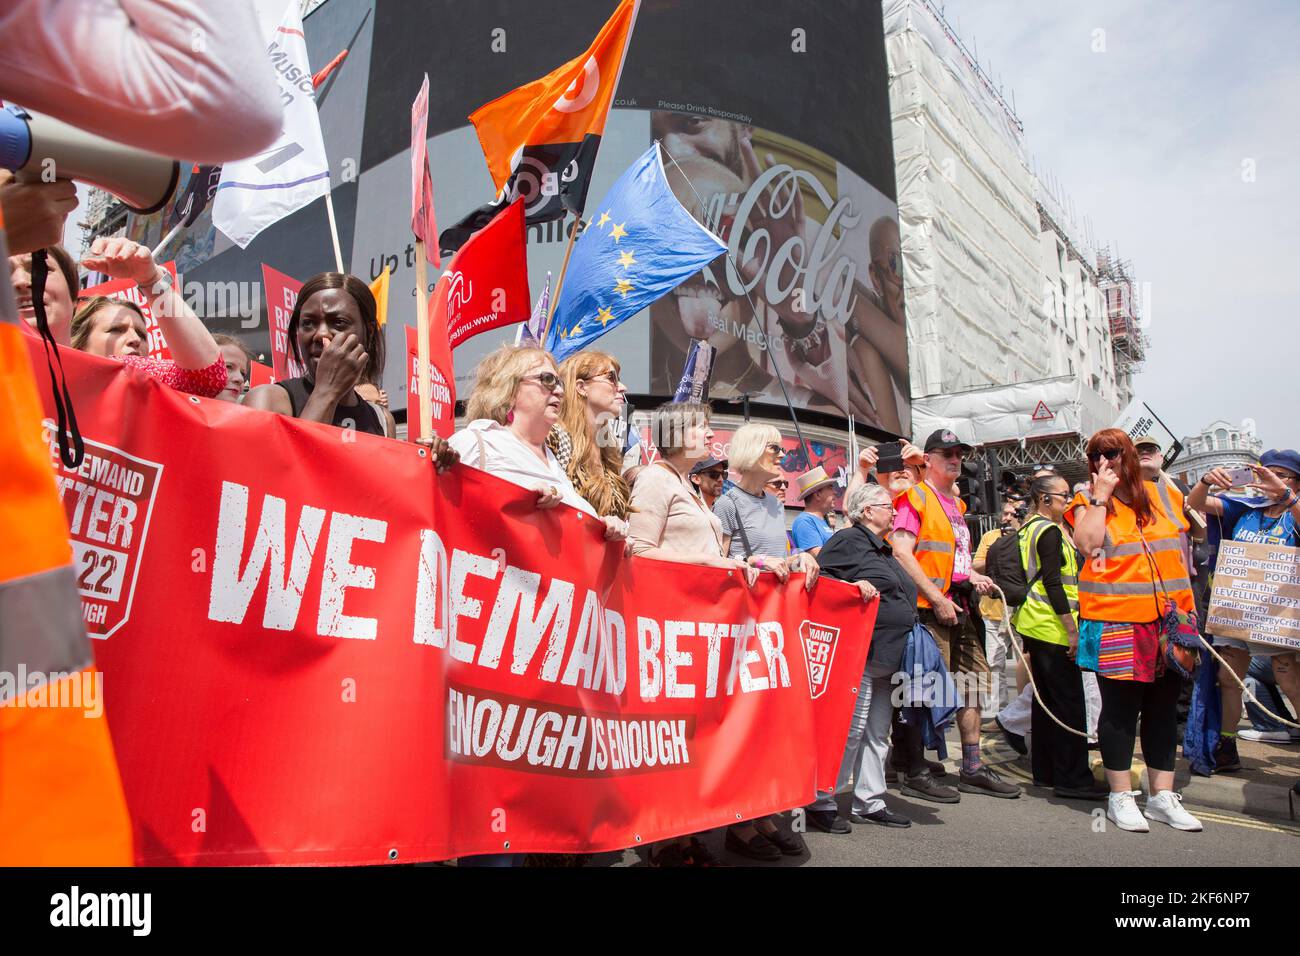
[1144,791,1203,832]
[1107,790,1149,832]
[1237,729,1292,743]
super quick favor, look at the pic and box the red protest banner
[440,198,530,349]
[405,324,454,440]
[79,261,180,361]
[260,264,303,382]
[28,338,875,865]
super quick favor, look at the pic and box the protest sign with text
[1207,540,1300,650]
[27,338,876,864]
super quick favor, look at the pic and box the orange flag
[441,0,638,252]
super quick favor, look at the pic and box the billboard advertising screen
[122,0,909,435]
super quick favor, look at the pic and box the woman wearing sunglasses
[712,422,820,860]
[548,351,633,527]
[448,344,629,541]
[1067,428,1202,833]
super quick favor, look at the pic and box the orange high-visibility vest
[1067,482,1194,624]
[897,481,966,609]
[0,210,133,865]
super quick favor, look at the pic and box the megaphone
[0,104,179,214]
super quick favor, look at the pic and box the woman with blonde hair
[712,421,820,860]
[548,350,632,521]
[449,343,628,540]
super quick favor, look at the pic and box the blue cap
[1260,448,1300,478]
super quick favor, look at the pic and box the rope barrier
[984,583,1300,738]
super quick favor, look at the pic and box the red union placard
[27,339,875,865]
[43,420,163,639]
[260,263,303,382]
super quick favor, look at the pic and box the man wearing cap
[689,456,728,511]
[891,428,1021,798]
[792,466,839,557]
[1188,448,1300,773]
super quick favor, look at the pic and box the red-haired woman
[1068,428,1202,833]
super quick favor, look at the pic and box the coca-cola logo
[720,163,862,325]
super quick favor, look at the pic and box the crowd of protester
[2,0,1297,866]
[8,221,1300,860]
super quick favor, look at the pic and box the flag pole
[324,190,345,273]
[415,241,432,440]
[150,222,185,261]
[542,213,583,343]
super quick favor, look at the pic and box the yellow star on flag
[609,222,627,242]
[618,250,636,269]
[595,211,611,229]
[613,277,633,298]
[596,306,615,327]
[569,321,582,336]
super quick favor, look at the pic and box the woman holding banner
[713,422,820,860]
[245,272,395,437]
[628,400,753,867]
[548,350,633,522]
[70,236,226,397]
[449,343,628,540]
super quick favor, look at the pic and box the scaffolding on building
[1096,245,1146,381]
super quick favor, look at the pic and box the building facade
[885,0,1131,498]
[1171,420,1263,487]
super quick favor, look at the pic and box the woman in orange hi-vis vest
[1069,428,1202,835]
[0,209,133,865]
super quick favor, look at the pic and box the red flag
[439,198,530,349]
[406,322,455,440]
[79,261,180,361]
[260,264,304,382]
[410,73,441,267]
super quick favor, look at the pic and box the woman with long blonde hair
[548,350,633,522]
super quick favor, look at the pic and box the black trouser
[1023,636,1093,789]
[890,709,928,776]
[1097,669,1182,773]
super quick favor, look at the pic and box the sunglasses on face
[768,480,789,490]
[699,469,727,481]
[1088,448,1123,464]
[523,371,562,392]
[584,370,621,387]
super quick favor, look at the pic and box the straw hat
[795,465,837,501]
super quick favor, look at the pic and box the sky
[940,0,1300,446]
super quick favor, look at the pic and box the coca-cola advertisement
[647,114,910,436]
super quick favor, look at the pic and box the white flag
[213,0,330,248]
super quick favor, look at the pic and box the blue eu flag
[545,143,726,361]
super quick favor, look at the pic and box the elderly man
[806,482,957,831]
[891,429,1020,798]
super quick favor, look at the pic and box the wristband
[1088,496,1108,507]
